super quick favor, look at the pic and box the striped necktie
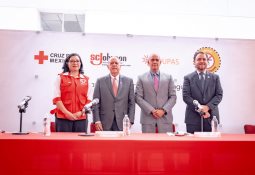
[199,72,205,91]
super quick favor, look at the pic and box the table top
[1,132,255,141]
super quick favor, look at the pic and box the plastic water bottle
[123,114,130,136]
[43,115,51,136]
[211,116,219,132]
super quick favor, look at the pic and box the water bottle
[211,116,219,132]
[123,114,130,136]
[43,115,51,136]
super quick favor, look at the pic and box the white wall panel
[0,30,254,133]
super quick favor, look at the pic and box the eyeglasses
[68,60,80,63]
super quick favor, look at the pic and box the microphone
[193,100,205,116]
[18,96,32,109]
[84,98,99,112]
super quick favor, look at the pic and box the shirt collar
[110,74,120,81]
[150,71,160,76]
[196,70,207,75]
[63,72,85,78]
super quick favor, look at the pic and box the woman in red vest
[52,53,91,132]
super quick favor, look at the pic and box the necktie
[112,78,118,96]
[153,74,159,92]
[199,72,205,91]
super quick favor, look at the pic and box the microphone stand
[200,112,203,132]
[78,108,94,136]
[13,102,29,135]
[195,107,204,132]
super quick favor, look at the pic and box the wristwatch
[161,108,167,115]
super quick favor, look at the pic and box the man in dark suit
[182,51,223,133]
[92,56,135,131]
[135,53,177,133]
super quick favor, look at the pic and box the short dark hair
[62,53,84,74]
[193,51,206,62]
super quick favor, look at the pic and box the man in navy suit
[182,51,223,133]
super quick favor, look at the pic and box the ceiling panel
[40,12,85,32]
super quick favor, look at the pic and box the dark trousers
[105,117,120,131]
[55,117,88,132]
[186,118,211,134]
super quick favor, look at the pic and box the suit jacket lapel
[118,75,123,96]
[105,75,115,97]
[158,73,164,92]
[194,72,204,94]
[147,73,157,93]
[203,72,210,93]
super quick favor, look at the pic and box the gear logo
[198,47,221,73]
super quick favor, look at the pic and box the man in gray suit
[135,53,177,133]
[182,51,223,133]
[92,56,135,131]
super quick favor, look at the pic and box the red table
[1,133,255,175]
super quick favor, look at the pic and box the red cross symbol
[34,51,48,64]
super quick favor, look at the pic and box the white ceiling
[1,0,255,39]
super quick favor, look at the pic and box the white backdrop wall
[0,30,254,133]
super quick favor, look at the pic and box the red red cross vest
[52,73,91,120]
